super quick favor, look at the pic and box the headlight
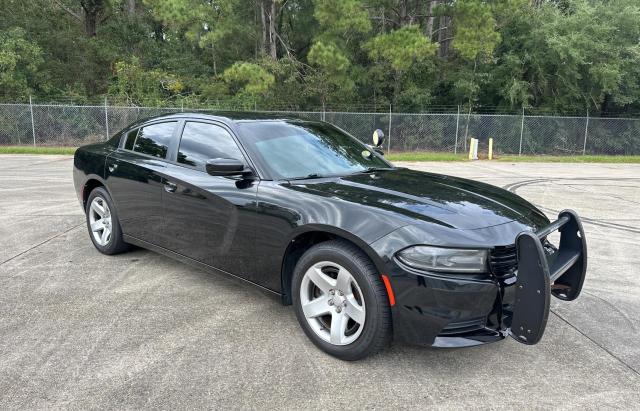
[397,246,488,273]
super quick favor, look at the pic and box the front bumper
[385,210,587,347]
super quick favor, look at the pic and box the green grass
[0,146,77,155]
[387,152,468,161]
[496,155,640,163]
[1,146,638,163]
[387,151,640,163]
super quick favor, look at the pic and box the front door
[161,121,259,284]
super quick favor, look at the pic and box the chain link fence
[1,103,639,155]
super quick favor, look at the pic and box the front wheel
[292,240,392,360]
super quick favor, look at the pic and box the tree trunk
[392,70,402,107]
[398,0,407,26]
[600,93,612,115]
[80,0,104,37]
[426,0,438,39]
[438,15,450,58]
[268,0,277,60]
[260,0,267,55]
[126,0,136,15]
[153,21,164,42]
[84,10,97,36]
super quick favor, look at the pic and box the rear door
[161,120,260,283]
[105,120,179,245]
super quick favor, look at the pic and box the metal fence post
[454,105,460,154]
[583,109,589,155]
[519,106,525,156]
[104,97,109,140]
[463,106,471,152]
[387,104,392,153]
[29,96,36,146]
[322,101,326,122]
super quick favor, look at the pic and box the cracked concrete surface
[1,155,639,409]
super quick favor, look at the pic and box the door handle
[108,163,118,173]
[164,181,177,193]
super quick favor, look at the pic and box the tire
[292,239,392,360]
[85,186,129,255]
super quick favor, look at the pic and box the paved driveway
[1,155,639,409]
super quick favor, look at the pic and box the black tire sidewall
[292,242,390,360]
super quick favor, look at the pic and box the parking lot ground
[1,155,639,409]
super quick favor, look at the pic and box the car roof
[133,111,314,128]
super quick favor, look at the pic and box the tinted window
[177,122,244,170]
[133,122,177,158]
[124,129,138,150]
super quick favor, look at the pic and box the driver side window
[177,122,245,171]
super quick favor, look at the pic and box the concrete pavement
[1,155,639,409]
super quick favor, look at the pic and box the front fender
[285,223,392,274]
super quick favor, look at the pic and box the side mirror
[366,145,385,156]
[205,158,249,177]
[372,129,385,147]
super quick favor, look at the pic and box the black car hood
[292,168,549,230]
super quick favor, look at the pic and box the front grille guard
[510,209,587,345]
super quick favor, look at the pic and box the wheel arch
[81,175,109,210]
[280,225,385,305]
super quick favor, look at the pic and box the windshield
[237,120,392,179]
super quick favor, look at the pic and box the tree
[108,57,185,105]
[364,25,437,105]
[222,61,275,106]
[52,0,110,37]
[1,0,639,115]
[0,28,44,100]
[145,0,245,74]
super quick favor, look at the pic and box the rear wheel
[292,240,392,360]
[85,187,129,255]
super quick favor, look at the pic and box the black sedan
[73,112,587,360]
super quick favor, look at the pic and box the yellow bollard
[468,138,475,160]
[488,138,493,160]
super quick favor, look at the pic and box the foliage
[222,62,275,102]
[109,58,185,105]
[313,0,371,39]
[364,26,437,73]
[0,0,639,114]
[451,0,501,60]
[0,28,44,100]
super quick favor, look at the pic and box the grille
[440,316,487,335]
[489,244,518,277]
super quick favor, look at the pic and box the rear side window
[133,122,177,158]
[177,122,244,170]
[124,129,138,150]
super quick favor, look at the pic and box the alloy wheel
[300,261,366,345]
[88,196,112,246]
